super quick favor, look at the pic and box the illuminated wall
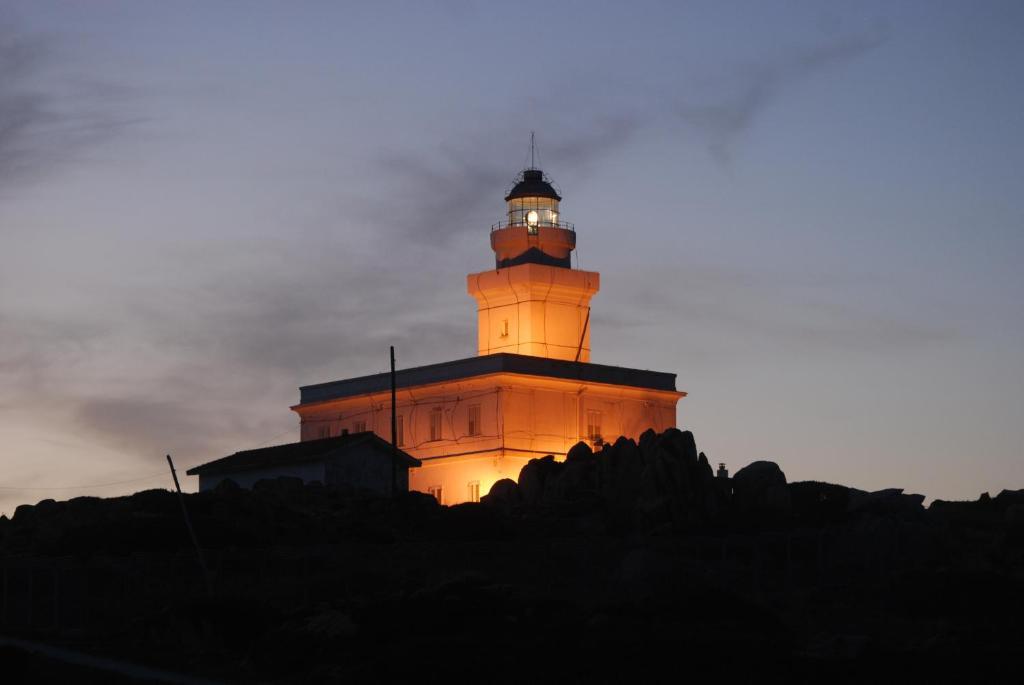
[293,372,681,504]
[467,263,599,362]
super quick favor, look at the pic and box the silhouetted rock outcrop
[480,478,520,514]
[788,481,851,525]
[483,428,732,533]
[731,460,792,520]
[2,430,1022,683]
[848,488,925,519]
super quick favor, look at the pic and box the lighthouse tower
[467,167,600,361]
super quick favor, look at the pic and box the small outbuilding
[186,431,420,495]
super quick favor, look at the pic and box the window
[317,425,331,439]
[427,485,443,504]
[467,404,481,437]
[352,420,366,433]
[396,414,404,446]
[430,407,444,441]
[467,481,480,503]
[586,409,602,444]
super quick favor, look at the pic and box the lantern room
[504,168,562,231]
[489,168,577,270]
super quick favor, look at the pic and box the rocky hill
[2,429,1022,683]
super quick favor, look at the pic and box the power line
[0,471,169,491]
[0,423,300,493]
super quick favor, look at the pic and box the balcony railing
[491,220,576,233]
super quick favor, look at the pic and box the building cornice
[292,353,683,411]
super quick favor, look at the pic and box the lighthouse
[285,159,685,503]
[468,167,600,361]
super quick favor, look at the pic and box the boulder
[12,503,36,525]
[637,428,659,463]
[601,437,644,502]
[659,428,699,466]
[849,488,925,518]
[565,441,594,463]
[994,489,1024,514]
[517,455,564,507]
[556,459,598,505]
[697,451,727,521]
[481,478,521,511]
[732,461,792,519]
[789,481,851,525]
[439,503,511,540]
[928,492,1000,527]
[1005,504,1024,530]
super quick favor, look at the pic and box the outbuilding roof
[186,431,420,477]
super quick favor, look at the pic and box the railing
[491,220,575,232]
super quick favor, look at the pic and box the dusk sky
[1,1,1022,515]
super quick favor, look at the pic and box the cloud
[595,263,954,363]
[10,235,475,462]
[355,26,888,246]
[675,28,888,162]
[362,115,643,244]
[0,17,139,193]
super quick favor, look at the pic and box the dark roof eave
[297,353,679,406]
[186,432,421,476]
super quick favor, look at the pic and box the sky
[1,0,1022,514]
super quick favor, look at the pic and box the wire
[0,471,169,491]
[0,421,306,493]
[253,426,299,448]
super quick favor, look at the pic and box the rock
[789,481,851,525]
[12,503,36,525]
[565,441,594,463]
[732,461,792,519]
[849,488,925,518]
[697,451,727,521]
[602,437,644,503]
[994,489,1024,514]
[481,478,521,510]
[517,455,564,507]
[660,428,699,466]
[301,609,357,640]
[637,428,658,463]
[613,545,689,603]
[1005,503,1024,529]
[439,503,511,540]
[929,492,1000,527]
[556,459,598,505]
[399,490,441,510]
[34,498,61,516]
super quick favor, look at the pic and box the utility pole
[166,454,213,597]
[390,345,398,497]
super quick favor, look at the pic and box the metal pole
[166,455,213,597]
[390,346,398,497]
[574,307,591,362]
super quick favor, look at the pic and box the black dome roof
[504,168,561,202]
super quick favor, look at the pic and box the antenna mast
[530,131,536,168]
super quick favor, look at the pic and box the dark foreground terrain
[2,429,1022,683]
